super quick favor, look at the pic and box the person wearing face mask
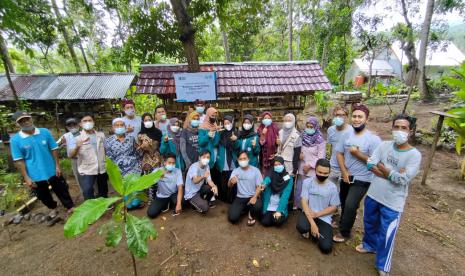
[147,153,184,218]
[180,111,200,171]
[258,111,280,175]
[184,151,219,213]
[356,115,421,276]
[333,104,381,243]
[69,113,108,200]
[259,156,294,227]
[160,118,185,171]
[228,151,264,226]
[138,113,163,174]
[198,107,220,169]
[58,117,83,190]
[105,118,143,209]
[194,99,206,123]
[235,114,261,168]
[296,158,340,254]
[277,113,302,176]
[121,99,142,139]
[154,105,170,135]
[10,111,74,219]
[295,117,326,209]
[215,115,239,203]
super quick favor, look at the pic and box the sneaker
[48,209,59,219]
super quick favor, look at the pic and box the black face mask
[209,117,216,124]
[353,124,366,133]
[316,174,328,182]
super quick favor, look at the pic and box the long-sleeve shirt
[298,141,326,177]
[180,129,199,169]
[366,141,422,212]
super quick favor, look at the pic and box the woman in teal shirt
[235,114,260,168]
[198,107,220,168]
[260,156,294,227]
[160,118,185,171]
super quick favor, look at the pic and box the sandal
[333,233,347,243]
[356,244,375,254]
[247,217,256,227]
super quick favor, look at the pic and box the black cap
[65,118,78,125]
[12,111,31,123]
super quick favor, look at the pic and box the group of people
[10,99,422,275]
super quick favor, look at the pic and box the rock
[12,214,23,224]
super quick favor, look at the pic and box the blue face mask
[262,118,272,126]
[195,106,205,113]
[165,164,175,171]
[332,117,344,127]
[114,127,126,135]
[274,165,285,173]
[191,120,200,128]
[305,128,315,135]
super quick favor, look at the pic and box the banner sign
[174,72,217,102]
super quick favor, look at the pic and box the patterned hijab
[302,116,324,147]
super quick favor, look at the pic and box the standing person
[260,156,294,227]
[236,114,260,168]
[198,107,220,168]
[10,111,74,218]
[160,118,184,170]
[333,104,381,243]
[327,106,353,186]
[194,99,206,123]
[69,113,108,200]
[296,159,340,254]
[356,115,421,276]
[184,151,219,214]
[180,111,200,172]
[58,117,83,189]
[121,99,142,139]
[257,111,280,175]
[227,151,264,226]
[277,113,302,176]
[138,113,163,174]
[105,118,142,209]
[216,115,238,203]
[154,105,170,135]
[295,116,326,209]
[147,153,184,218]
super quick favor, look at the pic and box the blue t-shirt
[327,124,354,171]
[229,166,263,198]
[154,168,184,198]
[10,128,58,182]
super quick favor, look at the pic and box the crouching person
[227,151,263,226]
[260,156,293,227]
[147,154,184,218]
[184,151,218,213]
[296,159,340,254]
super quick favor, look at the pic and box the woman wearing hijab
[295,116,326,209]
[198,107,220,168]
[235,114,260,168]
[260,156,294,227]
[137,113,163,174]
[277,113,302,176]
[181,111,201,172]
[160,118,184,171]
[215,115,239,203]
[258,111,280,175]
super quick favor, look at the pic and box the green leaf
[125,214,157,258]
[98,221,123,247]
[64,197,120,238]
[127,192,149,203]
[112,202,124,222]
[456,136,463,155]
[106,158,124,195]
[124,170,163,196]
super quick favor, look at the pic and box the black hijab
[220,115,237,167]
[239,114,255,139]
[270,156,288,194]
[139,113,162,144]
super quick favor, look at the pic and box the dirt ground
[1,101,465,276]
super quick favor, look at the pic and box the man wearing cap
[58,117,83,190]
[10,111,74,216]
[121,99,141,139]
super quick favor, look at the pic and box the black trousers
[217,170,236,204]
[228,196,262,224]
[296,211,333,254]
[339,179,370,237]
[188,184,214,213]
[147,193,181,218]
[34,175,74,209]
[260,211,287,227]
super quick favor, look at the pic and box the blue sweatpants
[362,196,402,273]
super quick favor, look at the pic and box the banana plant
[64,158,163,276]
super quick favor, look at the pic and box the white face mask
[392,130,409,145]
[284,122,294,129]
[200,158,210,166]
[144,121,153,128]
[69,127,79,134]
[171,126,180,133]
[82,122,94,131]
[243,123,252,130]
[224,124,233,131]
[238,160,249,168]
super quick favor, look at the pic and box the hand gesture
[164,135,169,142]
[230,175,238,185]
[77,137,90,148]
[230,133,237,141]
[208,130,215,138]
[259,184,266,191]
[262,127,268,135]
[349,145,359,155]
[273,212,282,220]
[127,125,134,133]
[252,139,256,148]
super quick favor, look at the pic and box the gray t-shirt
[301,177,340,224]
[267,194,281,212]
[327,124,354,171]
[367,141,422,212]
[154,168,183,198]
[230,166,263,198]
[121,116,142,139]
[335,129,381,182]
[184,162,211,200]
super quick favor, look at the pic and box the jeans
[79,173,109,200]
[339,179,370,237]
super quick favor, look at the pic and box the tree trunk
[418,0,435,101]
[51,0,81,72]
[295,9,300,60]
[220,27,231,62]
[0,34,15,74]
[170,0,200,72]
[367,57,375,98]
[287,0,293,61]
[400,0,419,86]
[321,35,331,69]
[1,57,19,102]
